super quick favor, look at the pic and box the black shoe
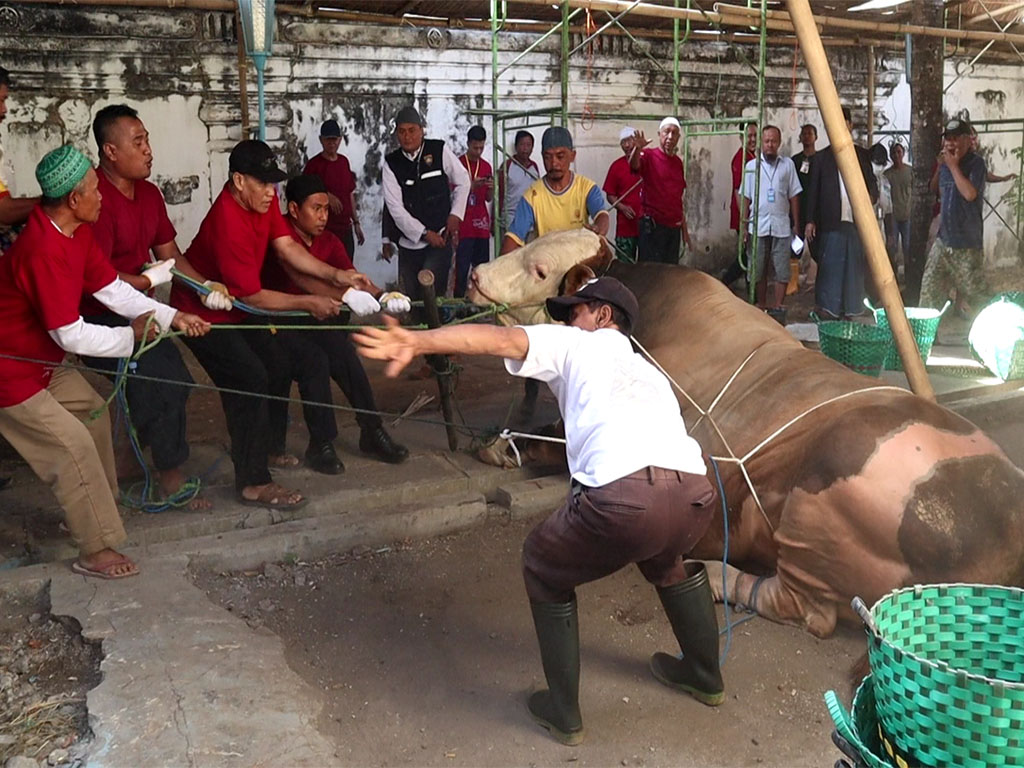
[528,599,584,746]
[304,442,344,475]
[650,562,725,706]
[359,426,409,464]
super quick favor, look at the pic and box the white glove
[379,291,412,314]
[342,289,381,316]
[142,258,175,289]
[201,281,233,312]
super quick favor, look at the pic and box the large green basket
[818,321,893,377]
[856,585,1024,767]
[868,300,950,372]
[826,675,894,768]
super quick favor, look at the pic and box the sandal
[237,483,307,511]
[71,557,139,580]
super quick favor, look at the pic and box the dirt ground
[196,517,863,768]
[0,583,101,768]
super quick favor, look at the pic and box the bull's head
[466,229,614,325]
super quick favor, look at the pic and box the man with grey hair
[631,116,692,264]
[381,105,470,300]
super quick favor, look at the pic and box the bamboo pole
[417,270,459,451]
[866,45,874,146]
[718,3,1024,47]
[786,0,934,401]
[236,10,250,138]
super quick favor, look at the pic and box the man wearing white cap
[630,117,692,264]
[602,127,644,261]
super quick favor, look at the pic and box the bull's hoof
[476,437,518,469]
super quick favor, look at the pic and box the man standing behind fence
[382,106,470,300]
[630,117,692,264]
[304,118,364,262]
[602,127,643,261]
[455,125,493,297]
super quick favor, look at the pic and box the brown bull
[468,229,1024,638]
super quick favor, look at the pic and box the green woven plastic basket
[818,321,892,377]
[826,676,894,768]
[867,300,949,371]
[854,586,1024,767]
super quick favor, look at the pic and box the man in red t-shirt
[85,104,231,511]
[303,119,364,262]
[602,126,644,261]
[0,145,210,579]
[454,125,493,297]
[630,117,692,264]
[262,174,410,464]
[169,140,372,505]
[721,121,758,287]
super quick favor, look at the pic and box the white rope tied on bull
[500,331,907,535]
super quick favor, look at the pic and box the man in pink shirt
[455,125,493,297]
[630,117,692,264]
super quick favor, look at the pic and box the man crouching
[352,277,723,745]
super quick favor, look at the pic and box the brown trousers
[0,366,126,556]
[522,466,717,603]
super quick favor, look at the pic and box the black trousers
[258,324,337,452]
[638,217,682,265]
[183,328,282,491]
[339,227,355,265]
[83,313,192,472]
[310,325,382,431]
[454,237,490,298]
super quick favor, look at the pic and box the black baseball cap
[546,277,639,329]
[320,119,341,137]
[228,139,288,183]
[944,118,972,138]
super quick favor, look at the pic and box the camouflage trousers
[919,238,988,310]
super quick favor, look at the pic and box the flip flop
[236,485,308,511]
[71,558,139,580]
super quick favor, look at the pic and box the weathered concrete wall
[0,6,1019,284]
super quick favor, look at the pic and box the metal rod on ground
[786,0,935,401]
[418,270,460,451]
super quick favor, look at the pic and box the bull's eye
[533,264,548,280]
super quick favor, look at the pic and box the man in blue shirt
[920,118,989,313]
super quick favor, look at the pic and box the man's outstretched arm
[354,317,529,378]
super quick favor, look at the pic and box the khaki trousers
[0,366,125,556]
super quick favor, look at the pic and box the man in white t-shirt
[353,277,722,746]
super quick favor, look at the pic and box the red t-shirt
[602,156,644,238]
[169,185,291,322]
[458,155,493,239]
[303,152,356,240]
[639,147,686,228]
[262,219,354,295]
[82,172,177,316]
[0,206,118,406]
[730,147,755,231]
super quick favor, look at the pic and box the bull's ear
[559,263,596,296]
[558,237,615,296]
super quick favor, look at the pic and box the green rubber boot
[650,562,725,706]
[527,599,584,746]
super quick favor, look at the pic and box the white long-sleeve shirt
[381,142,470,250]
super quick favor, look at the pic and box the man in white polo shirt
[352,276,722,746]
[741,124,802,311]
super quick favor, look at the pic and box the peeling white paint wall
[0,5,1020,286]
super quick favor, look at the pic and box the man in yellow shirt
[500,126,609,254]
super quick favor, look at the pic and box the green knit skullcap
[35,145,92,199]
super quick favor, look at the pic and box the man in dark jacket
[804,107,879,319]
[381,106,470,300]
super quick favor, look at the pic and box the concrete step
[493,474,568,520]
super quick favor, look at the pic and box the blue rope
[709,456,757,666]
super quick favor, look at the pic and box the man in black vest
[381,106,470,300]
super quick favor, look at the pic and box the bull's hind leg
[700,560,838,638]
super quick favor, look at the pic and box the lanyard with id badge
[763,157,779,204]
